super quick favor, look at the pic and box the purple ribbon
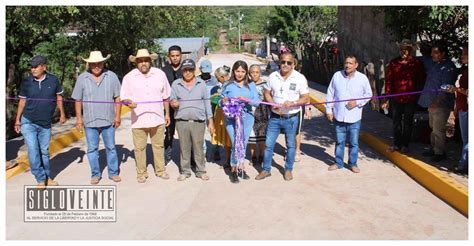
[247,88,441,107]
[6,88,441,108]
[221,98,246,169]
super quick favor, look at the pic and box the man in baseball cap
[28,55,48,67]
[181,59,196,70]
[15,55,65,188]
[170,58,215,182]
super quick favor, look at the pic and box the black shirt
[18,73,63,127]
[162,61,183,85]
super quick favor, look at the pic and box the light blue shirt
[326,70,373,123]
[221,81,260,114]
[72,70,121,128]
[200,75,219,95]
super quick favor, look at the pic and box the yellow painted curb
[309,94,468,217]
[6,106,131,180]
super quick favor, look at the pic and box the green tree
[266,6,337,61]
[379,6,468,57]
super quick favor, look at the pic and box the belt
[176,119,205,123]
[270,112,299,119]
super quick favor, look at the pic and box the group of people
[382,39,468,173]
[14,38,468,188]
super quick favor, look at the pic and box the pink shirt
[121,67,171,128]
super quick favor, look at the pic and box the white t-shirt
[266,69,309,114]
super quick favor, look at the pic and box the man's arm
[325,76,335,121]
[164,97,170,127]
[14,98,26,133]
[74,101,83,132]
[113,96,121,128]
[57,94,66,124]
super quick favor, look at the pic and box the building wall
[337,6,401,82]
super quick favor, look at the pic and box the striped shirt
[71,70,121,128]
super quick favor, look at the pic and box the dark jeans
[164,107,176,160]
[391,101,416,148]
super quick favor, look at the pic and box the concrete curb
[309,95,468,217]
[6,106,131,180]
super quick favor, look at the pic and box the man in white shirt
[326,55,373,173]
[256,52,309,181]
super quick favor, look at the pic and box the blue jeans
[458,111,468,169]
[84,125,119,178]
[334,120,361,168]
[225,112,254,166]
[262,114,299,172]
[20,116,52,183]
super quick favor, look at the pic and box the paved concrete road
[5,53,468,240]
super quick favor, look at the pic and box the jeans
[262,114,299,172]
[84,125,119,179]
[334,120,361,168]
[20,116,52,183]
[458,111,468,169]
[391,101,416,148]
[225,112,255,166]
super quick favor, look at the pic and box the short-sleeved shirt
[266,70,309,114]
[71,70,121,128]
[121,67,171,128]
[170,77,213,121]
[18,73,63,127]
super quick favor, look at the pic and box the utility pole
[266,19,270,59]
[238,11,241,53]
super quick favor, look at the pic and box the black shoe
[250,156,257,166]
[430,153,447,162]
[422,149,435,157]
[230,172,240,183]
[239,170,250,180]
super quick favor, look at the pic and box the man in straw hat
[72,50,122,184]
[121,49,171,183]
[15,55,66,188]
[382,39,426,154]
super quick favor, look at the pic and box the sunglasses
[280,60,293,66]
[182,69,194,73]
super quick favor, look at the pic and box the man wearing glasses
[256,52,309,181]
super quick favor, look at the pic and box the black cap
[29,55,47,67]
[181,59,196,70]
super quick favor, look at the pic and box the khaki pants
[428,107,451,155]
[176,121,206,177]
[132,124,166,178]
